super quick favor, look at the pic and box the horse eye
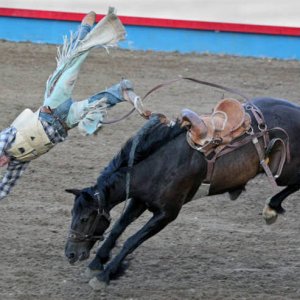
[80,217,89,224]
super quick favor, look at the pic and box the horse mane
[96,115,185,198]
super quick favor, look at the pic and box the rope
[101,77,250,124]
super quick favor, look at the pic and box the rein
[143,77,250,102]
[101,77,250,124]
[67,192,111,242]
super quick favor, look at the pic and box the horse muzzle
[65,240,92,265]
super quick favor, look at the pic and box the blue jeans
[41,23,128,135]
[43,23,127,109]
[43,24,92,109]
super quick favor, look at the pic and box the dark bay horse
[65,97,300,290]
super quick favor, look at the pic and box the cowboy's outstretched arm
[100,79,149,118]
[66,79,144,135]
[0,160,29,200]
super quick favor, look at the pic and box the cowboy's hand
[0,155,10,167]
[124,91,146,114]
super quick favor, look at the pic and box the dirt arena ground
[0,40,300,300]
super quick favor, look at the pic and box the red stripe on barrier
[1,7,300,36]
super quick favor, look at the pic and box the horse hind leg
[228,185,246,201]
[263,184,300,224]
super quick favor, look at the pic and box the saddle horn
[181,109,208,144]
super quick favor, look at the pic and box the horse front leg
[263,184,300,224]
[85,198,146,279]
[89,209,179,290]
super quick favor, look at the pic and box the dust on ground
[0,40,300,300]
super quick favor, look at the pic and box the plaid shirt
[0,120,65,200]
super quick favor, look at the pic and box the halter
[67,192,111,242]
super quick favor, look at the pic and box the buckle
[40,106,52,114]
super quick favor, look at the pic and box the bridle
[67,192,111,242]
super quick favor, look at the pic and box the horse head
[64,188,111,264]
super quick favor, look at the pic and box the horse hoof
[81,267,101,282]
[262,204,278,225]
[89,277,107,291]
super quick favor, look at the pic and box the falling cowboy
[0,8,142,200]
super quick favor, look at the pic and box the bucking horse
[64,92,300,290]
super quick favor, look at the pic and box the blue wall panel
[1,17,300,60]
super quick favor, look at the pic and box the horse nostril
[68,252,75,259]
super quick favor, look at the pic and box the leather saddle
[181,98,251,154]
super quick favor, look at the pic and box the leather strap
[40,106,52,114]
[251,136,278,188]
[143,77,250,102]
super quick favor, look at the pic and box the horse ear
[65,189,82,196]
